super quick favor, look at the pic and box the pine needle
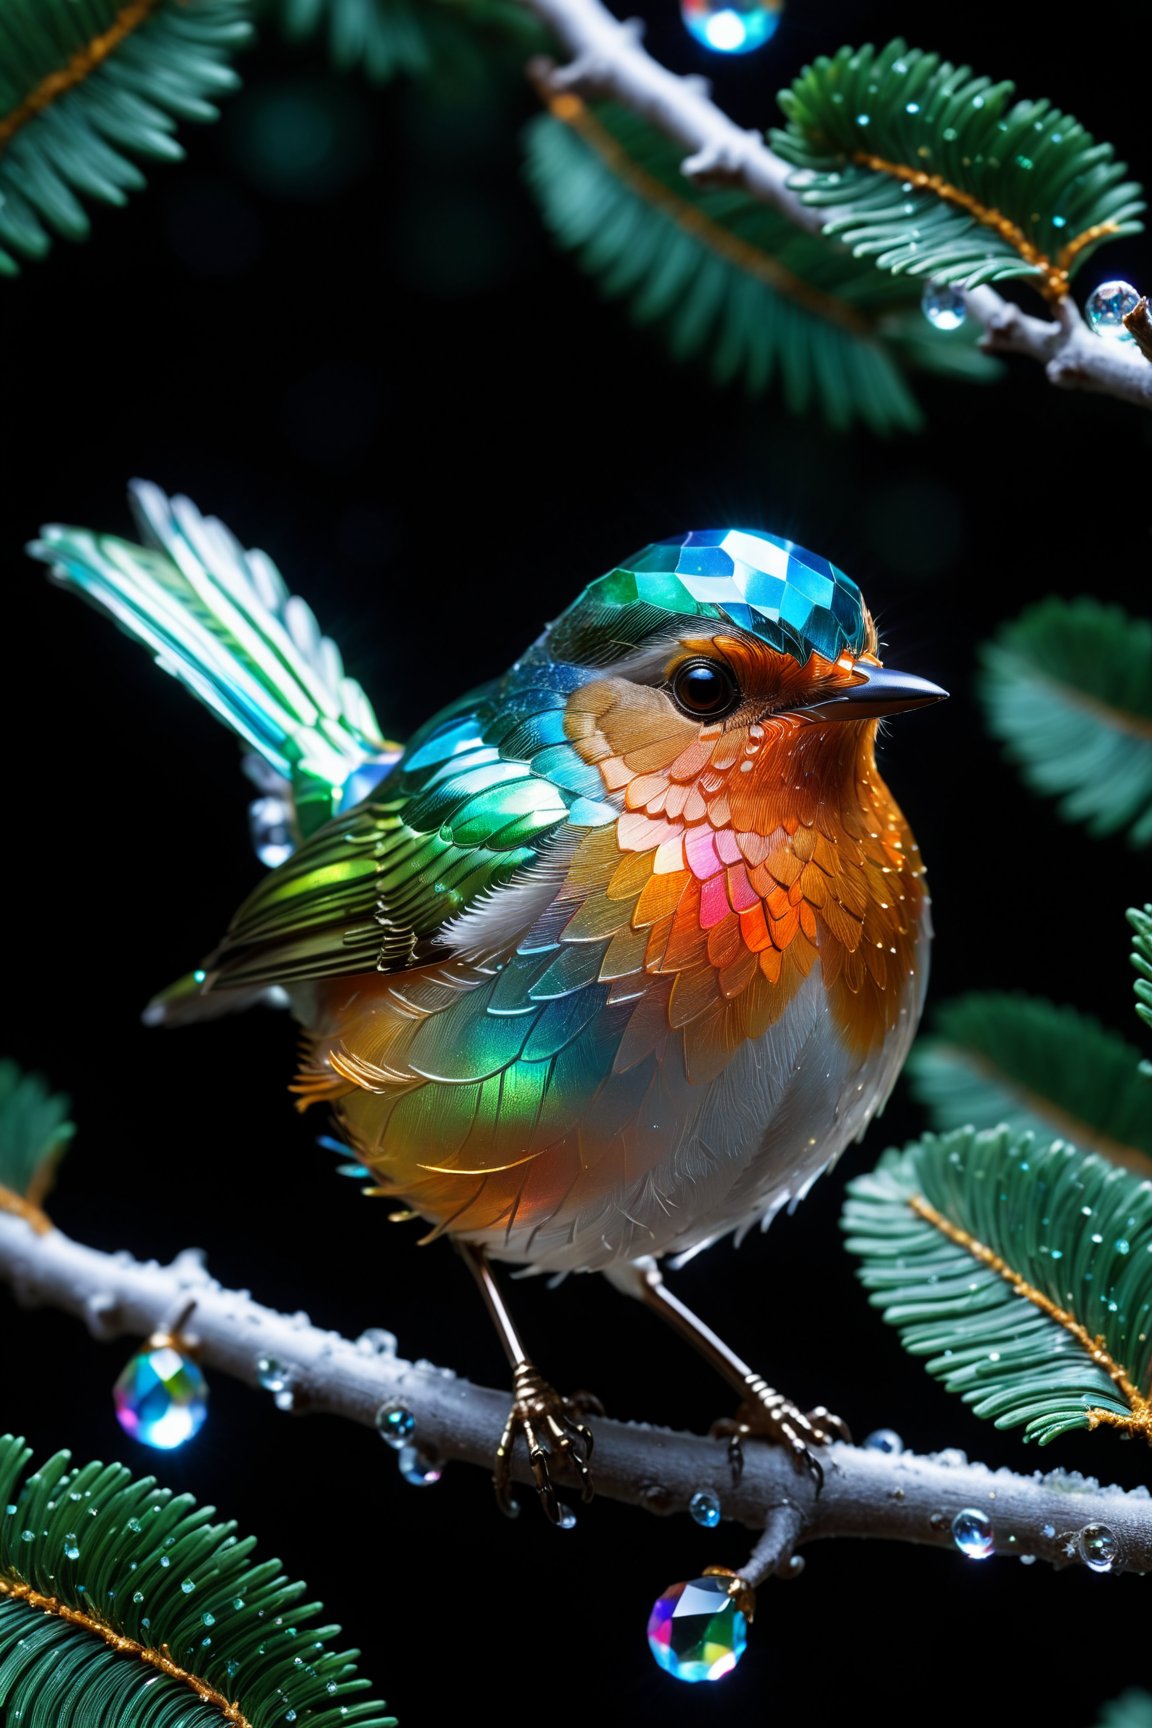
[980,598,1152,846]
[844,1126,1152,1445]
[772,39,1144,300]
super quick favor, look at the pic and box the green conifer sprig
[1098,1694,1152,1728]
[980,598,1152,846]
[843,1126,1152,1445]
[770,40,1144,298]
[907,994,1152,1176]
[1130,907,1152,1042]
[524,96,998,436]
[267,0,544,84]
[0,0,251,275]
[0,1061,72,1209]
[0,1435,395,1727]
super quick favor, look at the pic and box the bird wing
[201,687,616,992]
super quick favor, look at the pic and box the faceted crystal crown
[552,529,868,669]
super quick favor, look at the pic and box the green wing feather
[0,0,250,275]
[0,1434,394,1727]
[771,39,1144,295]
[0,1061,73,1207]
[30,481,396,838]
[980,598,1152,846]
[202,695,590,990]
[907,993,1152,1175]
[843,1126,1152,1444]
[524,97,997,437]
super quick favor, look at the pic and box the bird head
[535,529,944,831]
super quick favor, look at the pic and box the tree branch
[4,1207,1152,1583]
[521,0,1152,410]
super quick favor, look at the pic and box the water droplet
[689,1490,722,1528]
[1078,1522,1118,1573]
[226,1660,241,1681]
[20,1530,34,1544]
[375,1402,416,1449]
[397,1444,442,1486]
[679,0,782,54]
[863,1428,903,1455]
[63,1535,79,1561]
[256,1356,290,1394]
[1117,1239,1131,1255]
[1085,280,1140,340]
[357,1327,397,1356]
[232,1597,246,1611]
[202,1612,216,1627]
[159,1555,171,1568]
[132,1590,145,1604]
[126,1518,142,1535]
[556,1505,578,1530]
[921,280,966,331]
[856,114,870,127]
[647,1576,748,1682]
[181,1579,196,1594]
[951,1508,994,1560]
[249,795,295,868]
[905,102,920,114]
[114,1344,209,1451]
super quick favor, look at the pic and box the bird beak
[800,662,949,722]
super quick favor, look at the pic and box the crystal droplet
[862,1428,904,1455]
[1077,1522,1119,1573]
[951,1508,994,1560]
[688,1490,722,1529]
[556,1506,578,1530]
[680,0,781,54]
[920,280,966,330]
[647,1576,748,1683]
[113,1344,208,1451]
[375,1403,416,1450]
[1085,280,1139,340]
[397,1444,442,1487]
[256,1357,290,1394]
[63,1535,80,1561]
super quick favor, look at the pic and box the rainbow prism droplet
[647,1576,747,1682]
[680,0,781,53]
[114,1344,208,1450]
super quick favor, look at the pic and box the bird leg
[457,1242,598,1525]
[608,1258,848,1490]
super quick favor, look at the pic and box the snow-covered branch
[3,1207,1152,1584]
[521,0,1152,410]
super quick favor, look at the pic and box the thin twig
[4,1209,1152,1578]
[521,0,1152,408]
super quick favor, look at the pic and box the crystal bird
[32,485,945,1520]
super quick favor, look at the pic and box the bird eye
[669,659,740,719]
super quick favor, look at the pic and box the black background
[4,2,1152,1723]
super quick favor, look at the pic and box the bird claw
[493,1361,598,1525]
[711,1381,848,1491]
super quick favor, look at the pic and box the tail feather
[29,479,399,836]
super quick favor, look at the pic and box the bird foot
[711,1377,849,1491]
[494,1360,601,1525]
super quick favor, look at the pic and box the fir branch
[1098,1695,1152,1728]
[524,93,996,434]
[908,993,1152,1177]
[0,1435,394,1727]
[980,598,1152,845]
[844,1126,1152,1446]
[265,0,544,85]
[770,40,1144,302]
[0,1062,73,1227]
[516,0,1152,410]
[1131,909,1152,1071]
[0,0,251,274]
[4,1206,1152,1577]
